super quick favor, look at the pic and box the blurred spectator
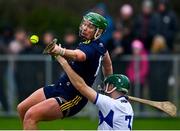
[151,35,169,54]
[18,35,40,54]
[92,3,114,44]
[8,28,43,102]
[15,35,45,102]
[5,28,27,103]
[0,26,13,112]
[10,29,28,102]
[41,31,60,82]
[106,27,125,59]
[134,0,158,51]
[149,35,171,101]
[42,31,55,46]
[62,29,78,49]
[126,40,149,110]
[156,0,178,51]
[0,25,14,54]
[117,4,135,54]
[8,28,27,54]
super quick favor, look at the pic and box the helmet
[79,12,108,40]
[83,12,108,30]
[104,74,130,94]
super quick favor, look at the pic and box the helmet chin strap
[105,83,117,94]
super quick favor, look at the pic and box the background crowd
[0,0,179,114]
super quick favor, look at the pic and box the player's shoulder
[118,96,132,106]
[117,96,134,113]
[97,93,114,103]
[91,39,107,54]
[78,39,105,48]
[77,40,107,55]
[92,39,105,47]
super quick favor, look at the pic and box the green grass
[133,117,180,130]
[0,117,180,130]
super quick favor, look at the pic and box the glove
[43,38,58,54]
[43,38,59,61]
[43,38,65,56]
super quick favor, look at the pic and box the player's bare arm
[50,44,86,61]
[55,55,97,103]
[102,51,113,77]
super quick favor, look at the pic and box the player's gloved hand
[43,38,66,56]
[43,38,58,54]
[50,43,66,56]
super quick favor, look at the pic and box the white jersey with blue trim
[94,93,134,130]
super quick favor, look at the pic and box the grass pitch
[0,117,180,130]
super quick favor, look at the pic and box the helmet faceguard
[103,74,130,94]
[104,83,117,94]
[79,12,108,41]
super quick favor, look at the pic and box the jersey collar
[116,96,128,100]
[83,40,91,44]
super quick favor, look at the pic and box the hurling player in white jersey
[55,55,134,130]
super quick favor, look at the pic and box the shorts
[43,81,88,118]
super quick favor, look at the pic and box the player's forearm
[102,59,113,77]
[63,49,86,61]
[102,51,113,77]
[63,49,77,61]
[102,65,113,77]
